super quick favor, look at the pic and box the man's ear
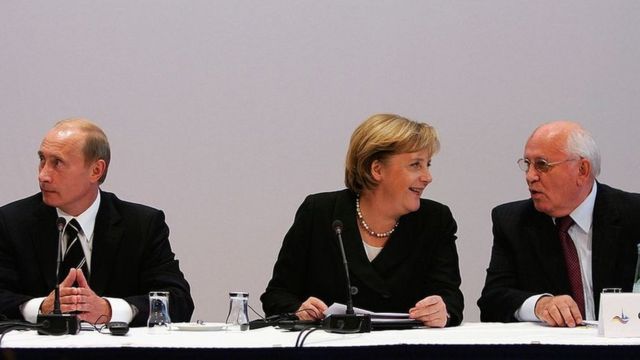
[90,159,107,183]
[576,158,592,186]
[578,158,590,176]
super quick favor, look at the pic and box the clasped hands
[535,294,583,327]
[296,295,449,328]
[40,268,112,324]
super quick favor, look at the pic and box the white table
[2,322,639,359]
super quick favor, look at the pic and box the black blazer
[0,191,194,326]
[478,183,640,322]
[260,190,464,326]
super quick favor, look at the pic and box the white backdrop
[1,0,639,322]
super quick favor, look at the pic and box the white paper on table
[324,303,419,323]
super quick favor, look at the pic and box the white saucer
[171,322,228,331]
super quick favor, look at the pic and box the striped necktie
[58,219,88,282]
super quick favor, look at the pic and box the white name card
[598,293,640,337]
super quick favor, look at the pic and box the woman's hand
[409,295,449,328]
[296,297,328,320]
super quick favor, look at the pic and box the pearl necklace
[356,195,398,238]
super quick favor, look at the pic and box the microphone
[53,217,65,314]
[322,220,371,333]
[37,217,80,335]
[332,220,355,315]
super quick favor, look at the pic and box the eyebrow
[37,150,63,159]
[410,156,429,161]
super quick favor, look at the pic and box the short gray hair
[566,127,601,178]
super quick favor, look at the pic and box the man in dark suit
[0,118,194,326]
[478,121,640,327]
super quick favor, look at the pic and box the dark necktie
[58,219,88,282]
[557,216,585,318]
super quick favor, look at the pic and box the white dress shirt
[516,181,597,321]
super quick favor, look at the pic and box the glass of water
[147,291,171,333]
[226,291,249,331]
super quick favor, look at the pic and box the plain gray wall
[1,0,639,323]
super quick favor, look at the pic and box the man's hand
[296,296,328,320]
[74,268,112,324]
[409,295,449,328]
[40,269,77,314]
[535,295,583,327]
[40,269,112,324]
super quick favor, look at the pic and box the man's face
[38,126,101,216]
[523,128,585,218]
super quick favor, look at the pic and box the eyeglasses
[517,158,578,173]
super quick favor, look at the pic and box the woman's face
[372,149,433,217]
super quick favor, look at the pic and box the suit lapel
[526,208,570,292]
[89,192,124,295]
[372,216,413,273]
[333,191,392,297]
[591,185,622,305]
[33,202,59,290]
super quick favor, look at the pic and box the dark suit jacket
[0,191,194,326]
[478,183,640,322]
[260,190,464,326]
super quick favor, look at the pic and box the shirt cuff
[104,297,134,324]
[21,297,46,323]
[515,294,551,322]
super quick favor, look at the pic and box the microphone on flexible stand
[37,217,80,335]
[322,220,371,333]
[334,220,355,315]
[53,217,65,315]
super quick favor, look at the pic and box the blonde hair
[54,118,111,184]
[344,114,440,192]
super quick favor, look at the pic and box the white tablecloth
[2,322,640,349]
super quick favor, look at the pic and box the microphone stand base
[37,313,81,335]
[323,314,371,333]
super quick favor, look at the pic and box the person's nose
[38,163,51,183]
[420,167,432,185]
[525,164,539,185]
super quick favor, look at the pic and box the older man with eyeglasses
[478,121,640,327]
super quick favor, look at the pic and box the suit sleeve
[125,210,194,326]
[424,206,464,326]
[260,197,314,317]
[477,207,536,322]
[0,210,32,319]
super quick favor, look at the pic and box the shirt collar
[567,181,597,233]
[56,191,101,238]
